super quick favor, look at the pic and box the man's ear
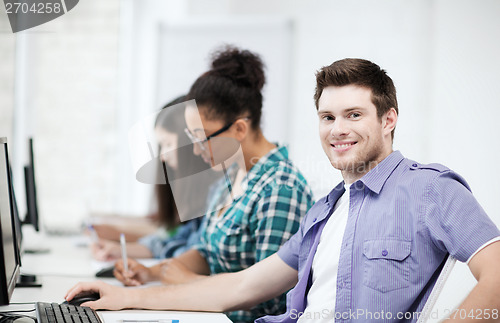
[382,108,398,137]
[233,119,249,142]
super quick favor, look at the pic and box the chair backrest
[416,255,457,323]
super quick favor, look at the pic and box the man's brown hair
[314,58,398,138]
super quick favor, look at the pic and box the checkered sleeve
[190,215,210,260]
[244,165,314,318]
[251,177,313,262]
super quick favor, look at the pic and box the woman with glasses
[91,97,214,261]
[114,46,314,322]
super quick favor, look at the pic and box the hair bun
[210,45,265,90]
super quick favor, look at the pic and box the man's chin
[329,158,356,171]
[330,160,364,172]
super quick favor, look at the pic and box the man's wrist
[124,288,141,308]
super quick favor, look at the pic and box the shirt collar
[326,182,347,207]
[325,150,404,205]
[241,144,288,191]
[357,150,404,194]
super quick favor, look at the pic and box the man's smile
[331,141,357,151]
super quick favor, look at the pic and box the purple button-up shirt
[257,151,500,323]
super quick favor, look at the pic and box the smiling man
[66,59,500,322]
[275,59,500,322]
[316,84,395,184]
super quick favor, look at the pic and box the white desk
[9,229,232,323]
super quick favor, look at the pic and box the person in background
[68,58,500,323]
[111,46,315,322]
[92,96,214,260]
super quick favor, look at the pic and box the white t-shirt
[297,186,349,322]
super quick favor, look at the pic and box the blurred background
[1,0,500,317]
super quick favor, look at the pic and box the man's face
[317,85,394,182]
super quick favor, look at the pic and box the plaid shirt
[137,217,202,259]
[195,145,314,322]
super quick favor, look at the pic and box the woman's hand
[114,258,152,286]
[159,258,205,285]
[91,239,121,261]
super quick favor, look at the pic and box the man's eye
[349,112,361,118]
[321,115,334,121]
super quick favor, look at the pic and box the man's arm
[445,241,500,322]
[66,253,298,312]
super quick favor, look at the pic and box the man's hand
[64,253,298,313]
[65,281,131,310]
[114,258,152,286]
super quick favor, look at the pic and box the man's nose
[330,118,349,138]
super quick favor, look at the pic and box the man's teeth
[335,143,354,148]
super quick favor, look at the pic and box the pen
[88,224,99,243]
[120,233,128,272]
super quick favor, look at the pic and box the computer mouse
[95,265,115,278]
[10,317,35,323]
[1,316,35,323]
[62,292,101,307]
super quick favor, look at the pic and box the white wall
[0,13,16,177]
[429,0,500,217]
[1,0,122,231]
[427,0,500,316]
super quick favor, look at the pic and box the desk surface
[9,229,232,323]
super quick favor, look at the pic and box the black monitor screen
[0,137,21,305]
[9,165,22,267]
[24,138,39,231]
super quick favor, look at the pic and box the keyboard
[36,302,102,323]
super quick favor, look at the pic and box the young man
[66,59,500,322]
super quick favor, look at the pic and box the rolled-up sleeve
[425,171,500,262]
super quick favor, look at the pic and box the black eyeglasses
[184,117,249,152]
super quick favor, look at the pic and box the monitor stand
[16,273,42,288]
[23,246,50,254]
[21,225,51,254]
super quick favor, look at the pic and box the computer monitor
[23,138,40,232]
[0,137,22,305]
[9,165,22,267]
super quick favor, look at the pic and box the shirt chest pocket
[362,239,411,293]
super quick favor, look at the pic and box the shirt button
[382,249,388,256]
[412,163,418,167]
